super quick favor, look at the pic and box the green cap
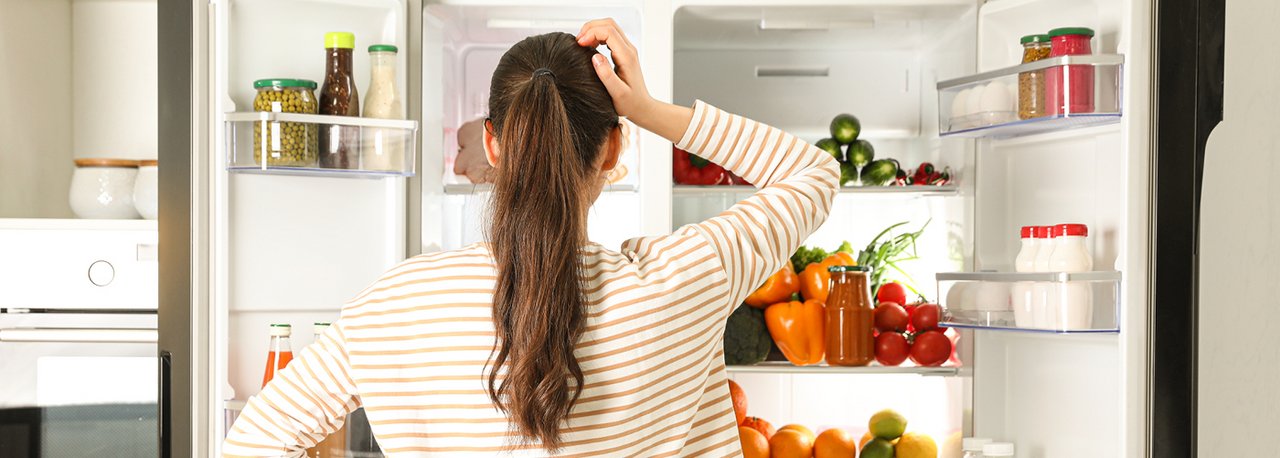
[253,78,317,89]
[828,265,871,273]
[1048,27,1095,38]
[1020,34,1051,44]
[368,44,398,53]
[325,32,355,49]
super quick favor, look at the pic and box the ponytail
[484,32,616,451]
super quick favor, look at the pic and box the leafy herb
[855,220,929,295]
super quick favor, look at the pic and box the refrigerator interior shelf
[673,185,959,197]
[937,270,1122,333]
[728,362,959,376]
[937,54,1124,138]
[224,111,418,178]
[445,183,637,195]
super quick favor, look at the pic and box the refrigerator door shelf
[937,54,1124,138]
[224,111,418,177]
[674,184,960,197]
[937,271,1121,333]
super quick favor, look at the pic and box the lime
[830,113,862,144]
[868,409,907,440]
[846,140,875,167]
[859,438,895,458]
[815,138,844,161]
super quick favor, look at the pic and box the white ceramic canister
[133,159,158,220]
[70,159,141,219]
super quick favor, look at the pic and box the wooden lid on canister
[74,159,139,168]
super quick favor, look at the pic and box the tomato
[911,303,942,332]
[875,282,908,306]
[910,330,952,367]
[874,332,910,366]
[873,302,909,332]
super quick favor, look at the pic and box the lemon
[868,409,908,440]
[895,432,938,458]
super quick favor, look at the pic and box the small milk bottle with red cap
[1012,226,1039,327]
[1050,223,1093,329]
[1030,226,1056,328]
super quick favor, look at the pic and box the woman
[224,19,839,457]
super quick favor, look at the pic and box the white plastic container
[983,442,1016,457]
[69,158,141,219]
[1050,223,1093,329]
[132,159,158,220]
[1030,225,1056,328]
[962,437,992,458]
[1012,225,1039,327]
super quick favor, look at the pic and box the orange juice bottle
[261,324,294,388]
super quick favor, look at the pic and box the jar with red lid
[1044,27,1095,115]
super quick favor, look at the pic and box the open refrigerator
[157,0,1197,456]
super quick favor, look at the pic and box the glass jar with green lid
[252,78,319,167]
[1017,34,1052,120]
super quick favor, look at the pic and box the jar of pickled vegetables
[1017,34,1051,120]
[252,79,319,167]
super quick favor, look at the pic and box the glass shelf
[445,183,637,195]
[936,271,1121,333]
[727,362,959,376]
[224,112,417,178]
[673,185,958,197]
[937,54,1124,139]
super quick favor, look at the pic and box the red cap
[1032,226,1052,238]
[1020,226,1035,238]
[1057,223,1088,236]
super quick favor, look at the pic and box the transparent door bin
[225,112,417,177]
[937,54,1124,138]
[936,271,1121,333]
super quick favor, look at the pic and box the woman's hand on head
[576,19,654,121]
[577,18,692,143]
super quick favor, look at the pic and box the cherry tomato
[875,282,908,306]
[911,303,942,332]
[910,330,952,367]
[875,332,910,366]
[873,302,909,333]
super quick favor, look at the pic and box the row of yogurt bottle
[1012,223,1093,329]
[963,437,1016,457]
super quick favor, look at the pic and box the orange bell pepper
[764,299,827,366]
[798,253,856,302]
[745,267,800,308]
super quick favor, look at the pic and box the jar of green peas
[252,79,319,167]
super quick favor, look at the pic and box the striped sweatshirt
[223,101,841,457]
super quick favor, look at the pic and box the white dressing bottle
[361,44,404,171]
[1049,223,1093,329]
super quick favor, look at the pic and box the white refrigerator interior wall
[1199,0,1280,454]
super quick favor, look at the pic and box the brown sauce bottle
[319,32,359,169]
[825,265,875,366]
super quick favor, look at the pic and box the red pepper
[673,146,727,185]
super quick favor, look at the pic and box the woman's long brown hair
[483,32,618,451]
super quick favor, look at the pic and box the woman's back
[222,24,839,457]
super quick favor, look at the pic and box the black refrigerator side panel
[1152,0,1224,456]
[158,0,194,456]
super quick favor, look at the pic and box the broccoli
[724,305,772,366]
[790,246,829,273]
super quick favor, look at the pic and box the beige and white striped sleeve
[222,323,360,457]
[675,100,841,306]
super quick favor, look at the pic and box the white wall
[0,0,74,218]
[1198,0,1280,454]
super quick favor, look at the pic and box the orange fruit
[769,429,814,458]
[741,416,777,441]
[738,426,770,458]
[728,380,748,425]
[859,431,874,450]
[778,424,816,443]
[813,428,857,458]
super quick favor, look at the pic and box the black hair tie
[532,67,555,79]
